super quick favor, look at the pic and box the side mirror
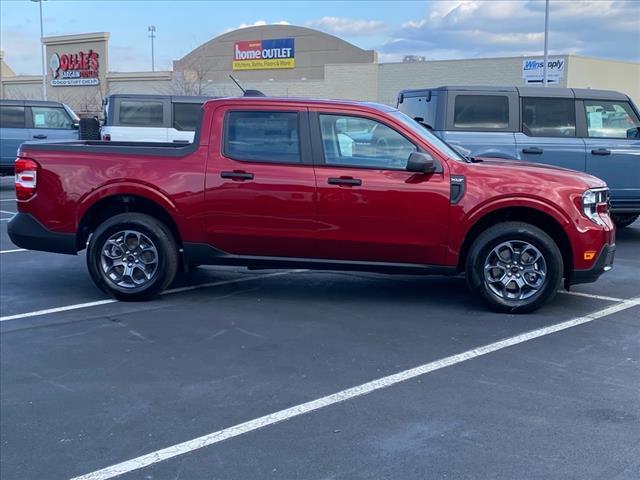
[406,151,437,174]
[626,126,640,139]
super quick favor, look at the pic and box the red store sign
[50,49,100,86]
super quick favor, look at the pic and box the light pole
[31,0,47,100]
[542,0,550,86]
[148,26,156,72]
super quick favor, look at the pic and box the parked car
[9,97,615,313]
[397,86,640,228]
[101,94,216,143]
[0,99,79,175]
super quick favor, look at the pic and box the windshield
[390,110,465,162]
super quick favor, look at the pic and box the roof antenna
[229,75,246,94]
[229,74,266,97]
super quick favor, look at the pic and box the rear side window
[31,106,74,129]
[0,106,26,128]
[584,100,640,139]
[173,103,201,131]
[118,100,164,127]
[453,95,509,129]
[522,98,575,137]
[224,111,300,163]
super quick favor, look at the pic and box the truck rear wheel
[86,213,178,301]
[466,222,563,313]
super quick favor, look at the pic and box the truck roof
[203,96,397,113]
[104,94,218,104]
[0,99,71,107]
[398,86,629,101]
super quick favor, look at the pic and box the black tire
[466,222,563,313]
[79,117,101,140]
[86,213,179,301]
[611,213,639,229]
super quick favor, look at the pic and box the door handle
[522,147,543,154]
[328,177,362,187]
[591,148,611,156]
[32,134,47,139]
[220,171,254,181]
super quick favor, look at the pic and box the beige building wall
[566,55,640,105]
[377,55,570,106]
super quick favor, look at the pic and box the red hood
[472,157,606,190]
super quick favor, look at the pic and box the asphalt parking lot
[1,174,639,480]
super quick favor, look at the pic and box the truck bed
[20,139,199,158]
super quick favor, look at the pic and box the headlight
[582,188,609,226]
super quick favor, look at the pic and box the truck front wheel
[611,213,639,229]
[86,213,179,301]
[466,222,563,313]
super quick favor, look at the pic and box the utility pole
[31,0,47,100]
[543,0,550,86]
[148,26,156,72]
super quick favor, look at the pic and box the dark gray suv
[397,86,640,228]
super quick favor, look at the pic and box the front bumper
[570,243,616,286]
[7,213,77,255]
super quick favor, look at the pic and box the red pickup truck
[9,97,615,313]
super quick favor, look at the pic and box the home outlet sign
[233,38,295,70]
[49,50,100,86]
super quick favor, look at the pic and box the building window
[319,114,416,169]
[584,100,640,139]
[224,111,301,163]
[173,103,202,131]
[119,101,164,127]
[0,106,26,129]
[453,95,509,129]
[522,98,576,137]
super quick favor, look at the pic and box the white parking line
[0,198,17,202]
[0,210,16,215]
[0,270,298,322]
[558,290,624,302]
[0,248,27,254]
[70,296,640,480]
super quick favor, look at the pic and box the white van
[101,94,215,143]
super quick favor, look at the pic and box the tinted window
[319,114,416,169]
[522,98,575,137]
[0,106,26,128]
[31,106,74,129]
[225,111,300,163]
[173,103,202,131]
[454,95,509,129]
[118,100,164,127]
[584,100,640,139]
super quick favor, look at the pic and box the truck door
[515,97,586,171]
[0,104,29,169]
[204,106,317,258]
[311,110,450,265]
[27,105,79,142]
[582,98,640,213]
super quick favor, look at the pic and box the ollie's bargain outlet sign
[49,49,100,86]
[233,38,295,70]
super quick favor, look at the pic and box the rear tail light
[15,158,39,200]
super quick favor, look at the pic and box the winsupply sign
[233,38,295,70]
[522,58,565,84]
[49,50,100,86]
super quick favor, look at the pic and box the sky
[1,0,639,75]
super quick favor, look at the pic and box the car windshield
[390,110,465,162]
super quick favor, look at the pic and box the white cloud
[306,17,385,36]
[380,0,640,62]
[224,20,290,33]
